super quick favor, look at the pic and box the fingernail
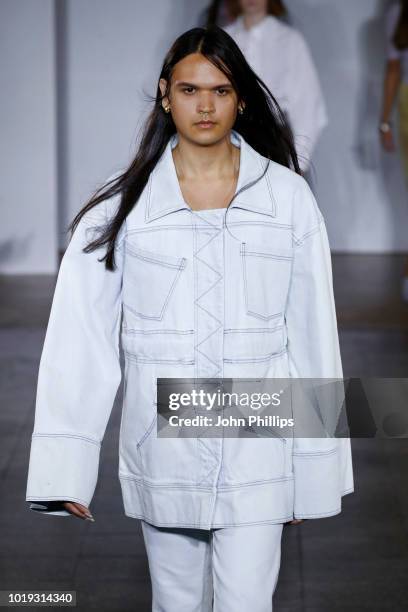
[85,516,95,522]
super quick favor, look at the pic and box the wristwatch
[379,121,392,134]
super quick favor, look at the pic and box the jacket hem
[119,472,296,529]
[124,512,293,528]
[293,448,354,518]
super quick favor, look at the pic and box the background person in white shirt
[199,0,287,28]
[222,0,328,175]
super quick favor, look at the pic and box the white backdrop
[1,0,407,273]
[63,0,209,251]
[0,0,57,274]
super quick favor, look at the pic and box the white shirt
[224,15,328,171]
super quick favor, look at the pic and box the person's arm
[25,192,125,517]
[380,3,403,151]
[285,179,354,519]
[380,59,401,151]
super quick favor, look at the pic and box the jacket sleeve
[285,178,354,519]
[25,195,125,516]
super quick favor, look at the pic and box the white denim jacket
[26,129,354,527]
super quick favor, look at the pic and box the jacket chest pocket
[240,242,293,321]
[123,243,187,320]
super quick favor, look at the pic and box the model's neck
[242,11,267,31]
[171,134,239,182]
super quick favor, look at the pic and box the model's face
[239,0,267,15]
[159,53,244,145]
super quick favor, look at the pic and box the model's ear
[159,78,169,110]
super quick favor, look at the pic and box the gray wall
[287,0,408,252]
[63,0,209,249]
[0,0,57,274]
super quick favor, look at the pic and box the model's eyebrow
[175,81,233,89]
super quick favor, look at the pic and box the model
[26,24,353,611]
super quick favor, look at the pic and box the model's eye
[182,87,195,94]
[217,88,228,95]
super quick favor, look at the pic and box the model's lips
[196,121,215,127]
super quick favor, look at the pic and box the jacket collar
[144,129,276,223]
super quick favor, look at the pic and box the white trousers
[141,520,284,612]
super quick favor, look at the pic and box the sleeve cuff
[26,433,101,511]
[293,438,354,519]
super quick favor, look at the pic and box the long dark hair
[69,25,300,271]
[393,0,408,50]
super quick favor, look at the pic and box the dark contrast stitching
[224,326,283,333]
[223,347,288,363]
[124,512,294,528]
[136,413,158,449]
[119,473,293,488]
[240,242,292,321]
[123,350,194,365]
[32,433,101,446]
[123,260,185,320]
[27,495,89,505]
[122,327,194,335]
[293,447,338,457]
[125,243,186,269]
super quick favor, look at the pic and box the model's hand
[380,129,395,152]
[62,501,95,521]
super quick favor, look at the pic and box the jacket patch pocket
[240,242,293,321]
[123,243,187,320]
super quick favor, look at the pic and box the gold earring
[164,105,171,113]
[238,106,244,115]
